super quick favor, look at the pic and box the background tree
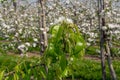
[98,0,117,80]
[38,0,48,55]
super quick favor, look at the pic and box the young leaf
[0,70,4,80]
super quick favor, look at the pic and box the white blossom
[88,38,94,42]
[15,33,19,37]
[18,44,25,50]
[2,23,10,29]
[18,44,26,53]
[25,42,31,47]
[102,26,107,31]
[54,16,73,24]
[18,29,22,34]
[87,43,91,46]
[66,0,70,4]
[43,31,47,34]
[33,43,37,47]
[108,23,120,29]
[40,28,44,31]
[114,30,120,34]
[33,38,38,42]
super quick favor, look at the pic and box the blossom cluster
[0,0,120,55]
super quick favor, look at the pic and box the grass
[0,54,120,80]
[71,59,120,80]
[0,54,40,71]
[85,46,100,55]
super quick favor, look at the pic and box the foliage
[0,0,120,79]
[0,55,120,80]
[86,46,100,55]
[0,54,41,80]
[43,21,86,79]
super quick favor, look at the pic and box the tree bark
[105,41,117,80]
[38,0,48,77]
[38,0,48,55]
[12,0,17,12]
[98,0,106,80]
[98,0,117,80]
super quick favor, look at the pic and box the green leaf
[14,73,19,80]
[0,0,7,3]
[40,67,46,79]
[51,25,60,38]
[60,55,67,71]
[0,70,4,80]
[45,21,86,79]
[47,69,54,80]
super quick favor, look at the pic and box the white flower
[43,31,47,34]
[96,49,100,54]
[91,33,94,37]
[15,33,19,37]
[66,0,70,4]
[18,44,26,53]
[18,44,25,49]
[87,42,91,46]
[4,35,9,38]
[15,21,18,24]
[0,13,2,18]
[102,26,107,31]
[88,38,93,42]
[33,43,37,47]
[58,16,65,22]
[9,44,14,47]
[10,9,14,11]
[54,16,73,24]
[50,23,53,25]
[25,42,30,47]
[82,23,89,27]
[2,23,10,29]
[9,28,16,32]
[46,27,49,32]
[108,24,120,29]
[106,12,111,17]
[24,13,28,17]
[18,29,22,34]
[33,38,38,42]
[40,28,44,31]
[114,30,120,34]
[41,42,44,44]
[66,18,73,23]
[108,24,115,29]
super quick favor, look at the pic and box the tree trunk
[98,0,117,80]
[12,0,17,12]
[98,0,106,80]
[38,0,48,77]
[105,41,117,80]
[38,0,48,55]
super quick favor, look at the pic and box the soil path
[84,55,101,61]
